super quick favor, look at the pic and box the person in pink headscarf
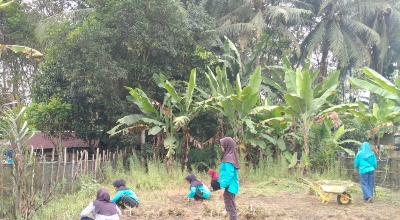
[207,169,220,191]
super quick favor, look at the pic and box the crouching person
[111,179,140,209]
[185,174,211,202]
[80,188,121,220]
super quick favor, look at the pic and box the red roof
[28,132,99,150]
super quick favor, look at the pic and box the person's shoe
[366,197,373,203]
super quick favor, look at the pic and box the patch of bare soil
[120,186,400,220]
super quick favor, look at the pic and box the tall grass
[27,154,351,219]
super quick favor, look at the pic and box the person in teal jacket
[218,137,240,220]
[185,174,211,202]
[111,179,139,209]
[354,142,377,203]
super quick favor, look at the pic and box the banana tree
[349,66,400,107]
[108,69,200,158]
[348,99,400,145]
[280,57,358,167]
[200,65,279,151]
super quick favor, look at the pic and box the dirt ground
[119,183,400,220]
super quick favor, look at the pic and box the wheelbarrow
[302,178,353,205]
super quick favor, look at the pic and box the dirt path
[120,188,400,220]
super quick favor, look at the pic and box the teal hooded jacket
[354,142,377,174]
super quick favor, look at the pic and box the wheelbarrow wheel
[337,192,352,205]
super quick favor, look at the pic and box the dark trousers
[193,188,205,201]
[116,196,139,209]
[223,190,237,220]
[81,217,94,220]
[211,180,220,191]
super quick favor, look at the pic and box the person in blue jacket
[354,142,377,203]
[185,174,211,202]
[218,137,240,220]
[111,179,139,209]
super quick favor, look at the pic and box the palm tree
[294,0,381,80]
[361,0,400,76]
[203,0,311,55]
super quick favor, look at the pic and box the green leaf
[289,152,298,168]
[284,93,306,115]
[349,78,400,103]
[0,0,13,8]
[323,70,340,91]
[302,151,311,167]
[186,69,196,111]
[259,133,276,145]
[333,125,345,141]
[284,59,297,94]
[252,140,266,149]
[117,114,144,125]
[363,67,400,96]
[235,73,242,98]
[173,116,190,127]
[311,86,336,115]
[317,103,358,117]
[163,81,181,103]
[126,87,159,118]
[205,67,218,95]
[277,138,286,151]
[240,87,258,118]
[248,66,262,92]
[340,146,355,157]
[148,126,162,135]
[141,118,164,126]
[244,119,256,134]
[284,151,292,162]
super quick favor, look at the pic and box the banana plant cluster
[276,58,358,167]
[349,67,400,144]
[108,70,200,157]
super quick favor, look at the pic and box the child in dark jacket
[207,169,220,191]
[111,179,139,209]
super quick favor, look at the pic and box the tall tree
[295,0,381,79]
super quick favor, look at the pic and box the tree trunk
[319,48,329,83]
[140,130,147,171]
[0,145,3,199]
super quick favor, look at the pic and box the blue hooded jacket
[354,142,377,174]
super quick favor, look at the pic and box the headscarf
[185,174,203,187]
[207,169,219,181]
[92,188,119,216]
[357,142,374,159]
[220,137,240,169]
[113,179,129,191]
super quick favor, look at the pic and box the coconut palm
[294,0,381,79]
[203,0,311,55]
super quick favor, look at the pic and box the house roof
[28,132,99,150]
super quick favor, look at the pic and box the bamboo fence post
[0,145,3,198]
[56,150,61,183]
[113,152,116,169]
[50,148,55,183]
[92,153,95,173]
[94,148,99,180]
[103,150,106,166]
[41,152,46,192]
[62,147,67,180]
[80,151,83,175]
[31,151,36,196]
[71,149,75,184]
[85,150,89,175]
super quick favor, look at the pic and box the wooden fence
[340,153,400,188]
[0,147,132,196]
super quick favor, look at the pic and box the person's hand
[354,169,358,174]
[219,189,224,200]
